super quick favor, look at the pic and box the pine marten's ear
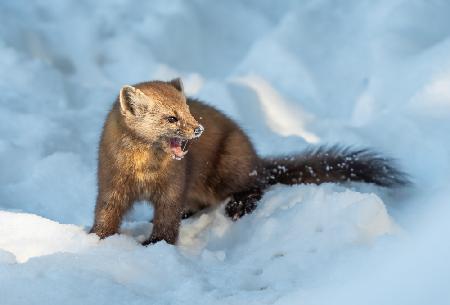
[169,78,184,93]
[119,85,152,116]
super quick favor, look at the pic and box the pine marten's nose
[194,125,204,138]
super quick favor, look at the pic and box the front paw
[89,225,116,239]
[142,236,163,246]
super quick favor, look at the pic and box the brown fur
[90,79,408,245]
[90,79,258,244]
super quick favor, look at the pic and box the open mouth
[169,138,190,160]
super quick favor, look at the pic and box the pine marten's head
[118,78,204,160]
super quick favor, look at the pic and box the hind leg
[225,187,263,220]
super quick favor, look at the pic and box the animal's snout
[194,124,204,138]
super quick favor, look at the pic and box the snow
[0,1,449,304]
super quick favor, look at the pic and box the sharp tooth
[172,154,182,160]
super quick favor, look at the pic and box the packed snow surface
[1,1,449,304]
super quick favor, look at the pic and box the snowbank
[0,185,400,305]
[1,1,449,304]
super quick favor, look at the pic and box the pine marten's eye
[167,116,178,123]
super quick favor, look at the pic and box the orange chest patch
[130,151,153,182]
[125,150,169,183]
[131,150,151,169]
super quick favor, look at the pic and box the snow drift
[0,1,449,304]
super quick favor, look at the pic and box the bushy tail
[259,146,410,188]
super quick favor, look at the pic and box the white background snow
[1,1,449,304]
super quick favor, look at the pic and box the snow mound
[0,211,97,263]
[0,185,396,304]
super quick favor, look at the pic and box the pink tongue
[171,146,184,157]
[170,139,184,157]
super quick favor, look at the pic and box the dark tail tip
[261,145,411,188]
[336,146,412,188]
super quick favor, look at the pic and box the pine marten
[90,78,408,245]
